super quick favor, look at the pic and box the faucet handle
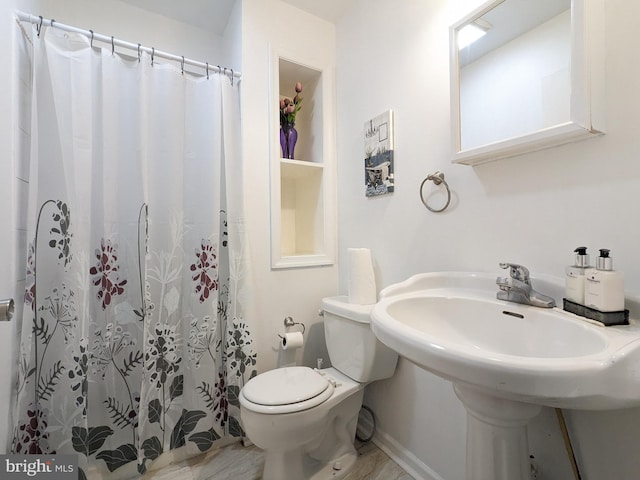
[499,262,530,282]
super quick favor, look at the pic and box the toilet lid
[242,366,330,407]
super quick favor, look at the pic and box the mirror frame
[450,0,605,166]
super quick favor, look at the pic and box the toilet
[239,296,398,480]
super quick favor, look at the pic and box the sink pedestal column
[454,384,542,480]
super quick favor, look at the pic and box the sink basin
[371,272,640,410]
[386,295,607,358]
[371,272,640,480]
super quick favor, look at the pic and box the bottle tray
[563,298,629,326]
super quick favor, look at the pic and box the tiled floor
[146,440,414,480]
[343,441,415,480]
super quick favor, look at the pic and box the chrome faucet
[496,262,556,308]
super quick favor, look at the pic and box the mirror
[450,0,605,165]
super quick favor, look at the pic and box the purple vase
[280,123,298,159]
[280,128,287,158]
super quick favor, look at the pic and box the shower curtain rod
[16,11,242,82]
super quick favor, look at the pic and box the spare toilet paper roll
[347,248,377,305]
[280,331,304,350]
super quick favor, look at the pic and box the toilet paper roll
[280,331,304,350]
[347,248,377,304]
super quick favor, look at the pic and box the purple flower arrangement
[279,82,303,127]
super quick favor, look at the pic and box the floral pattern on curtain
[12,21,255,479]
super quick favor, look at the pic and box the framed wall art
[364,110,394,197]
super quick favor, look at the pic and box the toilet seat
[241,366,335,414]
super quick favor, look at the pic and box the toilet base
[262,447,305,480]
[262,448,358,480]
[305,451,358,480]
[247,369,365,480]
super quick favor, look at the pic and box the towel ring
[420,171,451,213]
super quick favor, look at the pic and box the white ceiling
[281,0,357,24]
[120,0,236,33]
[119,0,355,34]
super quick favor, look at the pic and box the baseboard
[372,429,446,480]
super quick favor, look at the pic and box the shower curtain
[12,22,256,478]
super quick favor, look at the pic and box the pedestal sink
[370,272,640,480]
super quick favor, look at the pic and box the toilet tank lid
[321,296,373,324]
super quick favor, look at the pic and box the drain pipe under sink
[555,408,582,480]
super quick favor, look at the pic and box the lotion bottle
[565,246,590,304]
[585,249,625,312]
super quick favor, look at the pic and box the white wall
[0,0,228,453]
[336,0,640,479]
[241,0,339,372]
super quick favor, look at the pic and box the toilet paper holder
[278,316,306,339]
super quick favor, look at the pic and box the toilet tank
[321,296,398,383]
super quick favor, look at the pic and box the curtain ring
[181,56,185,75]
[206,62,209,79]
[137,43,142,62]
[151,47,155,66]
[111,36,115,55]
[230,68,234,86]
[420,171,452,213]
[36,16,43,37]
[89,30,94,48]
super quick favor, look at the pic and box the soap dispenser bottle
[565,247,590,304]
[585,249,625,312]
